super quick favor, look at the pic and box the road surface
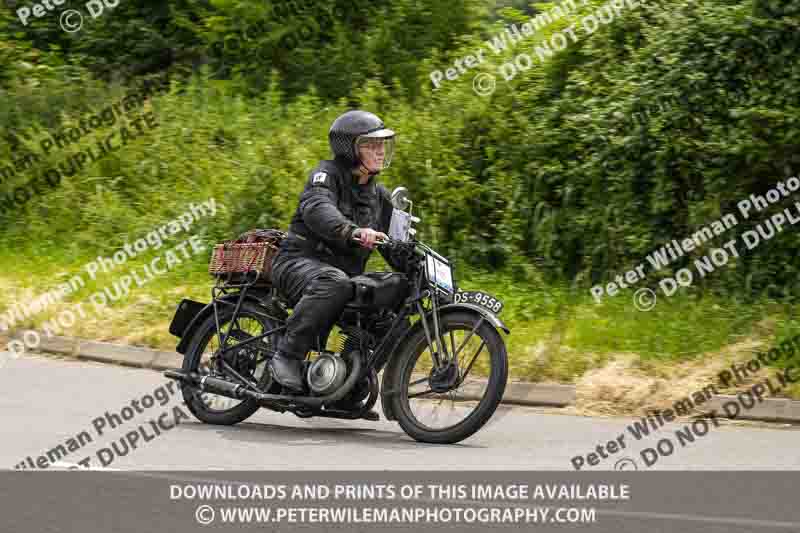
[2,353,799,471]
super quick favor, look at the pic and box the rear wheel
[389,311,508,444]
[181,301,281,425]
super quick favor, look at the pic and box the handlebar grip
[352,233,390,246]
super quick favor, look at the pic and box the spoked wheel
[389,311,508,444]
[181,301,282,425]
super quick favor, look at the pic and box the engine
[306,327,377,398]
[306,351,348,395]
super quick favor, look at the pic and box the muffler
[163,352,363,408]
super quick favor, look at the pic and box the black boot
[269,352,305,392]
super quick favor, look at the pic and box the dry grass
[569,337,770,417]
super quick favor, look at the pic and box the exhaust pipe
[163,352,363,408]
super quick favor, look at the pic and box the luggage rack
[212,269,272,290]
[209,269,289,355]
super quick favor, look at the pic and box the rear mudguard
[379,303,509,421]
[174,292,287,355]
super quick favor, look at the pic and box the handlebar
[351,233,428,274]
[352,234,392,247]
[352,231,422,252]
[352,233,424,257]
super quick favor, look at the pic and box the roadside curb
[13,330,574,407]
[702,396,800,424]
[12,331,183,371]
[11,331,800,422]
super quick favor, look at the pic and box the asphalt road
[2,353,799,472]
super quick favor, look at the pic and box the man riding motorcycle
[269,110,407,406]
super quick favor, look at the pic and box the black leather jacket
[276,156,403,276]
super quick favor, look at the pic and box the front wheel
[388,311,508,444]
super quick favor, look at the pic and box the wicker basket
[208,228,286,283]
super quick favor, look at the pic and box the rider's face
[357,140,385,172]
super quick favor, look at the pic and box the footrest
[163,369,189,381]
[361,410,380,422]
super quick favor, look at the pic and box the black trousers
[271,254,354,360]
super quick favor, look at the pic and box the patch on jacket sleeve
[312,171,328,184]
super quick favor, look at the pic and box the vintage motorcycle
[164,187,509,444]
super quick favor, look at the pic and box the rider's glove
[352,228,387,250]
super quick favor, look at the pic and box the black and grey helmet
[329,110,395,170]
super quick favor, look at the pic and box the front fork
[416,298,448,369]
[418,294,486,388]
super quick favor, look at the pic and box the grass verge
[1,246,798,405]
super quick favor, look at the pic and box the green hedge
[1,0,799,301]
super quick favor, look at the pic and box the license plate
[454,290,503,315]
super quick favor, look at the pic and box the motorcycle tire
[181,301,280,426]
[388,311,508,444]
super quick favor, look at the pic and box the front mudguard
[435,302,510,335]
[379,303,509,421]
